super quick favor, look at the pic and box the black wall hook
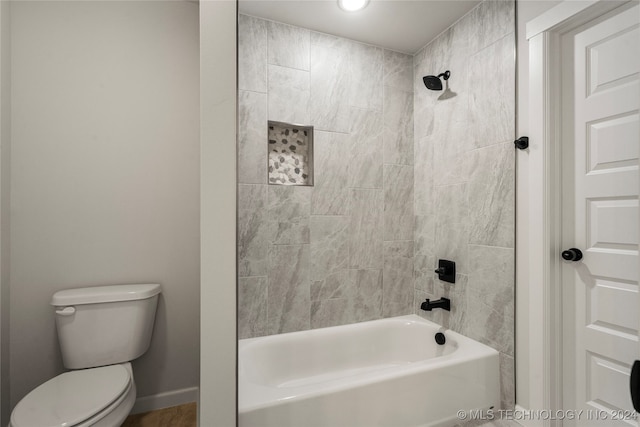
[514,136,529,150]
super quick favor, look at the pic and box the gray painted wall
[1,1,11,425]
[412,0,516,410]
[9,1,200,408]
[237,15,415,337]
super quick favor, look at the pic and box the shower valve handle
[434,259,456,284]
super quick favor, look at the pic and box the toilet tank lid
[51,284,161,306]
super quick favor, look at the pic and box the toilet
[10,283,162,427]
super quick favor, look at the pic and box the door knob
[631,361,640,412]
[561,248,583,261]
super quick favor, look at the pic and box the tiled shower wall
[412,0,516,409]
[237,0,515,409]
[237,15,415,338]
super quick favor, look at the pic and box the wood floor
[122,402,197,427]
[120,402,519,427]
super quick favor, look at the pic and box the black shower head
[423,75,443,90]
[423,70,451,91]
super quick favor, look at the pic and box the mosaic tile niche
[268,121,313,186]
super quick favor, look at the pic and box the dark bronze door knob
[561,248,583,261]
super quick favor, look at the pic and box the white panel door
[564,3,640,426]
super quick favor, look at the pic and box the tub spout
[420,297,450,312]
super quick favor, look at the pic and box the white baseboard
[131,387,199,414]
[513,404,546,427]
[514,405,530,427]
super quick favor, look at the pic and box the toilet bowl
[10,363,136,427]
[9,284,161,427]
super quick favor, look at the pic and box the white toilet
[10,283,162,427]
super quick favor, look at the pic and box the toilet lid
[11,364,130,427]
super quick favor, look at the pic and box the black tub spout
[420,297,451,312]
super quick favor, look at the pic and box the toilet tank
[51,284,161,369]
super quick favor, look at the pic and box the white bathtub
[239,314,500,427]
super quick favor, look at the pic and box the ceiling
[238,0,481,54]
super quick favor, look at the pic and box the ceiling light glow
[338,0,369,12]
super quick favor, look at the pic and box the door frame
[522,0,635,425]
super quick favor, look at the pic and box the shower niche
[268,121,314,186]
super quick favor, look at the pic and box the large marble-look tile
[414,214,435,294]
[310,31,350,50]
[383,241,414,317]
[469,0,515,53]
[238,14,267,93]
[414,135,434,216]
[311,131,350,215]
[268,244,310,334]
[434,183,468,274]
[441,274,468,332]
[412,42,432,85]
[238,184,269,277]
[430,68,470,146]
[430,87,470,144]
[468,142,514,248]
[267,20,310,71]
[469,33,515,148]
[441,10,472,87]
[350,268,383,322]
[311,269,349,302]
[413,43,436,139]
[416,27,454,83]
[383,49,413,92]
[383,87,413,166]
[466,245,515,357]
[238,276,267,339]
[415,20,469,93]
[448,4,474,62]
[310,215,348,282]
[311,298,353,329]
[462,292,514,356]
[433,126,471,188]
[349,42,383,111]
[238,90,267,184]
[413,90,435,140]
[384,303,411,321]
[267,185,311,244]
[413,59,461,143]
[383,164,414,241]
[468,245,514,323]
[310,43,350,133]
[500,353,515,410]
[349,188,383,269]
[268,64,310,125]
[349,107,383,189]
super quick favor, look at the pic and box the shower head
[423,70,451,91]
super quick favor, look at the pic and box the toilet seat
[11,364,131,427]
